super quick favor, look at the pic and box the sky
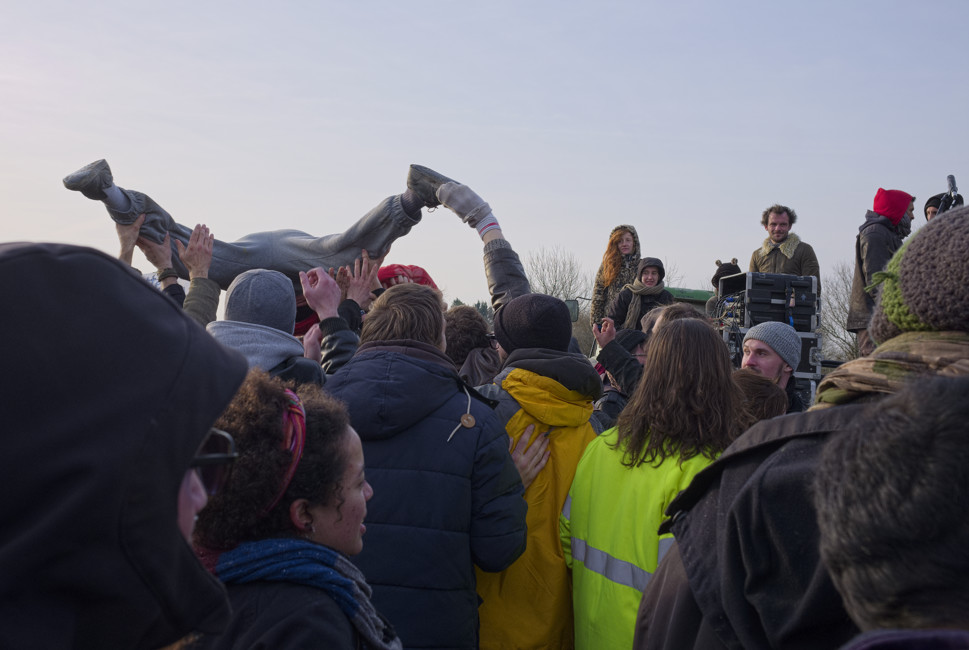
[3,1,967,308]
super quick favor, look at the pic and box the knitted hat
[872,188,914,225]
[869,205,969,343]
[743,321,801,371]
[493,293,572,353]
[711,258,742,289]
[377,264,439,290]
[614,328,648,354]
[925,193,945,217]
[924,192,965,219]
[224,269,297,335]
[637,257,666,281]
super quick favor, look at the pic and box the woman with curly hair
[190,371,400,650]
[560,319,751,650]
[590,225,640,328]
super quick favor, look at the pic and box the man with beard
[740,321,804,413]
[748,204,820,289]
[847,188,914,356]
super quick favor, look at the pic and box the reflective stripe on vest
[570,535,676,592]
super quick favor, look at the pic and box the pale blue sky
[3,1,966,304]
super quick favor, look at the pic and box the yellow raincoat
[476,365,599,650]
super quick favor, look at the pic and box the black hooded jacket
[0,243,248,649]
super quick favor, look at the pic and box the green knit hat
[869,206,969,343]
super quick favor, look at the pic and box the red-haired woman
[590,225,640,328]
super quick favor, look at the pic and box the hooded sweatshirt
[0,243,248,650]
[207,269,326,384]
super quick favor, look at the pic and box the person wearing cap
[207,267,357,384]
[631,205,969,650]
[741,320,804,413]
[0,242,248,649]
[748,204,821,290]
[847,188,915,357]
[607,257,675,331]
[924,191,964,221]
[324,282,527,650]
[474,292,604,650]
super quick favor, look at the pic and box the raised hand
[593,317,617,348]
[299,267,341,320]
[175,224,214,280]
[346,250,381,310]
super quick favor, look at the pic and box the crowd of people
[1,159,968,650]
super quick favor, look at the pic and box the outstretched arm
[177,225,221,327]
[437,181,531,313]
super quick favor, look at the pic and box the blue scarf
[213,538,400,649]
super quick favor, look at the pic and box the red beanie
[377,264,439,290]
[873,188,914,225]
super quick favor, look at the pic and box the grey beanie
[224,269,297,334]
[744,321,801,371]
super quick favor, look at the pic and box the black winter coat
[0,243,248,649]
[325,340,527,650]
[190,582,358,650]
[633,405,868,650]
[607,288,674,330]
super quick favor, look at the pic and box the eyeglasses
[487,333,499,349]
[189,428,238,496]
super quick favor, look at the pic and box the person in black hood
[607,257,675,331]
[0,242,248,650]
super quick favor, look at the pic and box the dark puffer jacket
[325,340,527,650]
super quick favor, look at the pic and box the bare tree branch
[524,246,596,355]
[817,259,859,362]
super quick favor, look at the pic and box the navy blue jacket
[326,340,527,650]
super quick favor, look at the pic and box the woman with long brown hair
[590,225,640,328]
[560,318,751,650]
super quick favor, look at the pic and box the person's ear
[289,498,314,532]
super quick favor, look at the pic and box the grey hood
[207,320,305,371]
